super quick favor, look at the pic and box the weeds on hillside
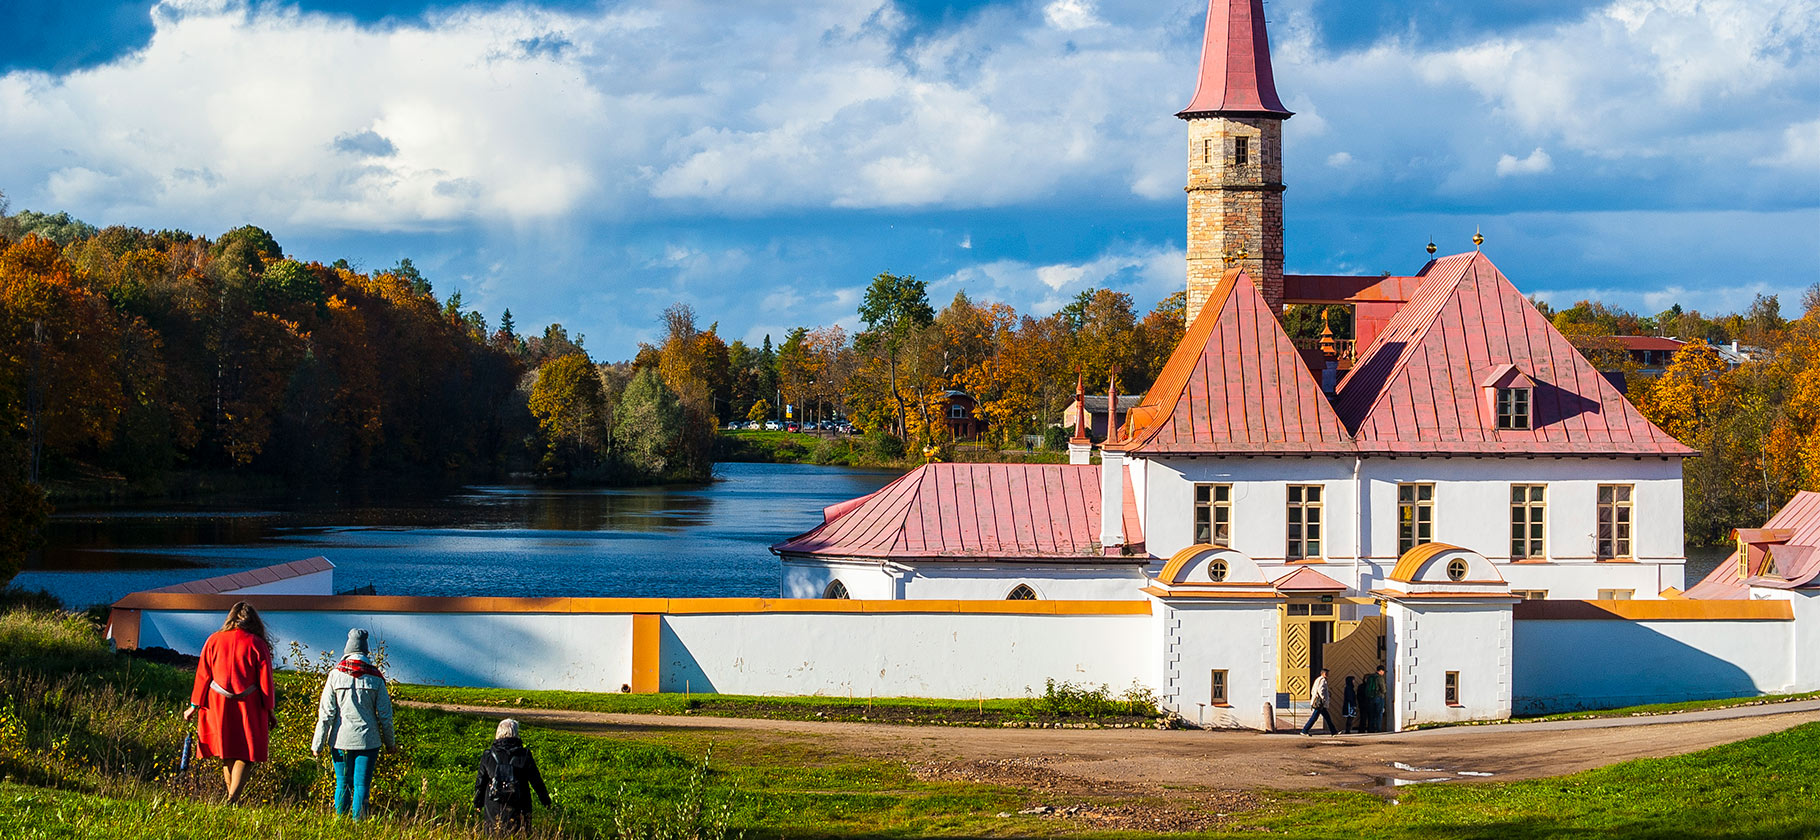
[1017,679,1159,719]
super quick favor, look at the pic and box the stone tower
[1180,0,1292,318]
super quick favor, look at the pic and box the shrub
[1017,679,1159,719]
[808,437,852,466]
[864,431,905,460]
[1042,425,1070,451]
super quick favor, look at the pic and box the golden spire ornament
[1473,227,1485,250]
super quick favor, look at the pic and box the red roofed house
[776,0,1700,730]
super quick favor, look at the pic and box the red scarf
[335,658,384,680]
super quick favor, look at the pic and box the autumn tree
[616,366,690,480]
[528,353,610,476]
[855,273,933,437]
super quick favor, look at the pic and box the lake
[17,461,1734,609]
[16,462,904,609]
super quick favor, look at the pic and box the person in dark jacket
[473,719,552,833]
[1341,676,1358,734]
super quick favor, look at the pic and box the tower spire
[1181,0,1291,319]
[1178,0,1293,119]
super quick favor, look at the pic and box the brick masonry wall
[1185,116,1285,318]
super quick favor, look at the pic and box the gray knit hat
[345,628,369,656]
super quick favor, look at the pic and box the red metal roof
[1282,274,1423,304]
[1178,0,1292,118]
[1688,492,1820,599]
[147,557,334,595]
[1332,252,1695,456]
[1116,268,1355,454]
[772,463,1144,562]
[1273,566,1348,592]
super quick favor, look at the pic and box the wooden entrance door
[1280,603,1384,702]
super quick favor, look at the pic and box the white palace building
[108,0,1820,731]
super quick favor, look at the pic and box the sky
[1,0,1816,358]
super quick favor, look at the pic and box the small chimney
[1106,369,1120,445]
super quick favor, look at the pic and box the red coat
[190,628,276,762]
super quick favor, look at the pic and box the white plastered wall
[657,612,1150,697]
[1152,598,1278,729]
[779,558,898,599]
[136,610,636,691]
[897,565,1149,601]
[1139,455,1684,598]
[1511,615,1793,714]
[1385,600,1512,728]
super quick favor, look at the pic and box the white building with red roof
[774,0,1699,729]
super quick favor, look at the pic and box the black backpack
[485,747,524,806]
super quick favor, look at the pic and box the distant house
[1060,394,1145,441]
[1573,336,1759,382]
[940,390,987,440]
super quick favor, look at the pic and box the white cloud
[1043,0,1100,31]
[1496,148,1554,177]
[1758,119,1820,171]
[1326,152,1354,168]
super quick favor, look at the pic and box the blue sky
[2,0,1816,357]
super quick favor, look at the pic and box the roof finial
[1106,368,1120,445]
[1426,237,1437,256]
[1473,226,1484,251]
[1072,371,1090,444]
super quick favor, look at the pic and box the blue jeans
[1301,705,1336,735]
[332,748,379,819]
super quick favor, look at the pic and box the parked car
[785,422,801,433]
[764,421,781,431]
[725,421,743,430]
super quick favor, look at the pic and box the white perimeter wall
[659,612,1149,698]
[1512,617,1794,714]
[133,607,1152,700]
[136,610,636,691]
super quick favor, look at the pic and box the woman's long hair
[221,601,272,652]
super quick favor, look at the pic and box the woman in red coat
[183,601,277,804]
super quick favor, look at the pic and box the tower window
[1234,137,1249,166]
[1202,138,1212,165]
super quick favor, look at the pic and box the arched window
[1006,584,1038,601]
[823,579,850,599]
[1446,557,1469,582]
[1207,559,1229,582]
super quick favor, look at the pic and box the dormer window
[1481,364,1537,430]
[1496,387,1531,429]
[1234,136,1249,166]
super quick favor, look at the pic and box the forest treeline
[4,194,1817,586]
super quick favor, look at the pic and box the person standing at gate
[1300,668,1337,736]
[1341,675,1359,734]
[1359,667,1385,733]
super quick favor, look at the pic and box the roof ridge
[1338,253,1476,434]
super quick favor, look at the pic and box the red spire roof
[1333,252,1695,456]
[1115,268,1354,454]
[1178,0,1292,119]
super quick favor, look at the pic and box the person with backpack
[1359,666,1386,733]
[310,628,397,820]
[474,719,552,833]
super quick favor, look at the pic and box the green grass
[396,682,1160,727]
[1510,689,1820,724]
[10,607,1820,838]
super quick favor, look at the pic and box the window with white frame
[1286,485,1323,560]
[1510,484,1546,559]
[1597,484,1633,560]
[1195,483,1232,547]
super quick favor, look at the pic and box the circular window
[1446,558,1469,581]
[1208,559,1229,582]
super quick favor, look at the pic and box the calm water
[17,462,902,609]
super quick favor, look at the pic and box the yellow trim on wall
[630,614,661,694]
[109,592,1152,617]
[1514,599,1793,621]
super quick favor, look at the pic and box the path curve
[404,699,1820,795]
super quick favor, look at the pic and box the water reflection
[19,463,901,608]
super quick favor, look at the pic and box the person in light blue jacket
[310,628,397,819]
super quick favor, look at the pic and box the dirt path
[405,700,1820,799]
